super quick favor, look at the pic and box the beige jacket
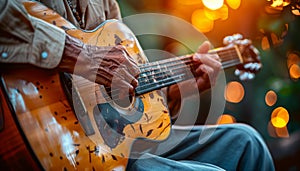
[0,0,121,69]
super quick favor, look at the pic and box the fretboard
[135,45,242,95]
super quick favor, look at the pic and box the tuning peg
[235,69,256,80]
[223,33,243,45]
[243,62,262,71]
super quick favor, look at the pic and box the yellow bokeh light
[226,0,241,10]
[217,114,236,124]
[202,0,224,10]
[271,107,289,128]
[204,5,228,21]
[265,90,277,106]
[224,81,245,103]
[268,121,289,138]
[269,0,291,8]
[191,9,214,33]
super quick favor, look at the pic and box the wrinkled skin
[58,35,221,111]
[58,34,140,99]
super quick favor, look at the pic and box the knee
[220,123,274,168]
[221,123,263,141]
[217,123,268,152]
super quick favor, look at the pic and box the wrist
[58,34,84,73]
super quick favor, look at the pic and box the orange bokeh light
[217,114,236,124]
[226,0,241,10]
[224,81,245,103]
[191,9,214,32]
[271,107,289,128]
[287,52,300,80]
[287,52,300,68]
[289,64,300,79]
[265,90,277,106]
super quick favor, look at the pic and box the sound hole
[94,97,144,148]
[106,87,133,108]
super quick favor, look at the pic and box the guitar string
[74,58,240,93]
[74,59,241,103]
[74,51,241,95]
[73,46,242,102]
[137,49,240,81]
[138,46,238,70]
[137,54,240,82]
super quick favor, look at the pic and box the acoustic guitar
[0,1,261,170]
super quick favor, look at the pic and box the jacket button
[1,52,8,59]
[41,51,48,59]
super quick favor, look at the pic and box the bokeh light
[217,114,236,124]
[265,90,277,106]
[224,81,245,103]
[261,33,283,50]
[226,0,241,9]
[268,0,291,8]
[202,0,224,10]
[191,9,214,32]
[271,107,289,128]
[287,52,300,68]
[287,52,300,80]
[289,64,300,79]
[268,122,290,138]
[204,5,228,21]
[176,0,201,5]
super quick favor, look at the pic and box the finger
[194,55,222,72]
[197,41,211,54]
[115,67,139,88]
[94,72,112,87]
[111,78,135,97]
[122,57,140,78]
[196,75,211,92]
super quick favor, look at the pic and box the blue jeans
[126,123,275,171]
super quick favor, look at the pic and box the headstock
[223,34,262,80]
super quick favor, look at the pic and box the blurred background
[117,0,300,170]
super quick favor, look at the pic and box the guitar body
[0,1,171,170]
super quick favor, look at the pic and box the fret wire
[221,61,242,69]
[138,59,192,81]
[137,58,241,87]
[138,55,241,85]
[139,55,193,70]
[138,64,193,86]
[139,46,240,73]
[139,60,194,82]
[136,74,187,94]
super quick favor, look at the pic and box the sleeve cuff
[29,15,66,69]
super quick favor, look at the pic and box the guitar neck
[135,45,243,95]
